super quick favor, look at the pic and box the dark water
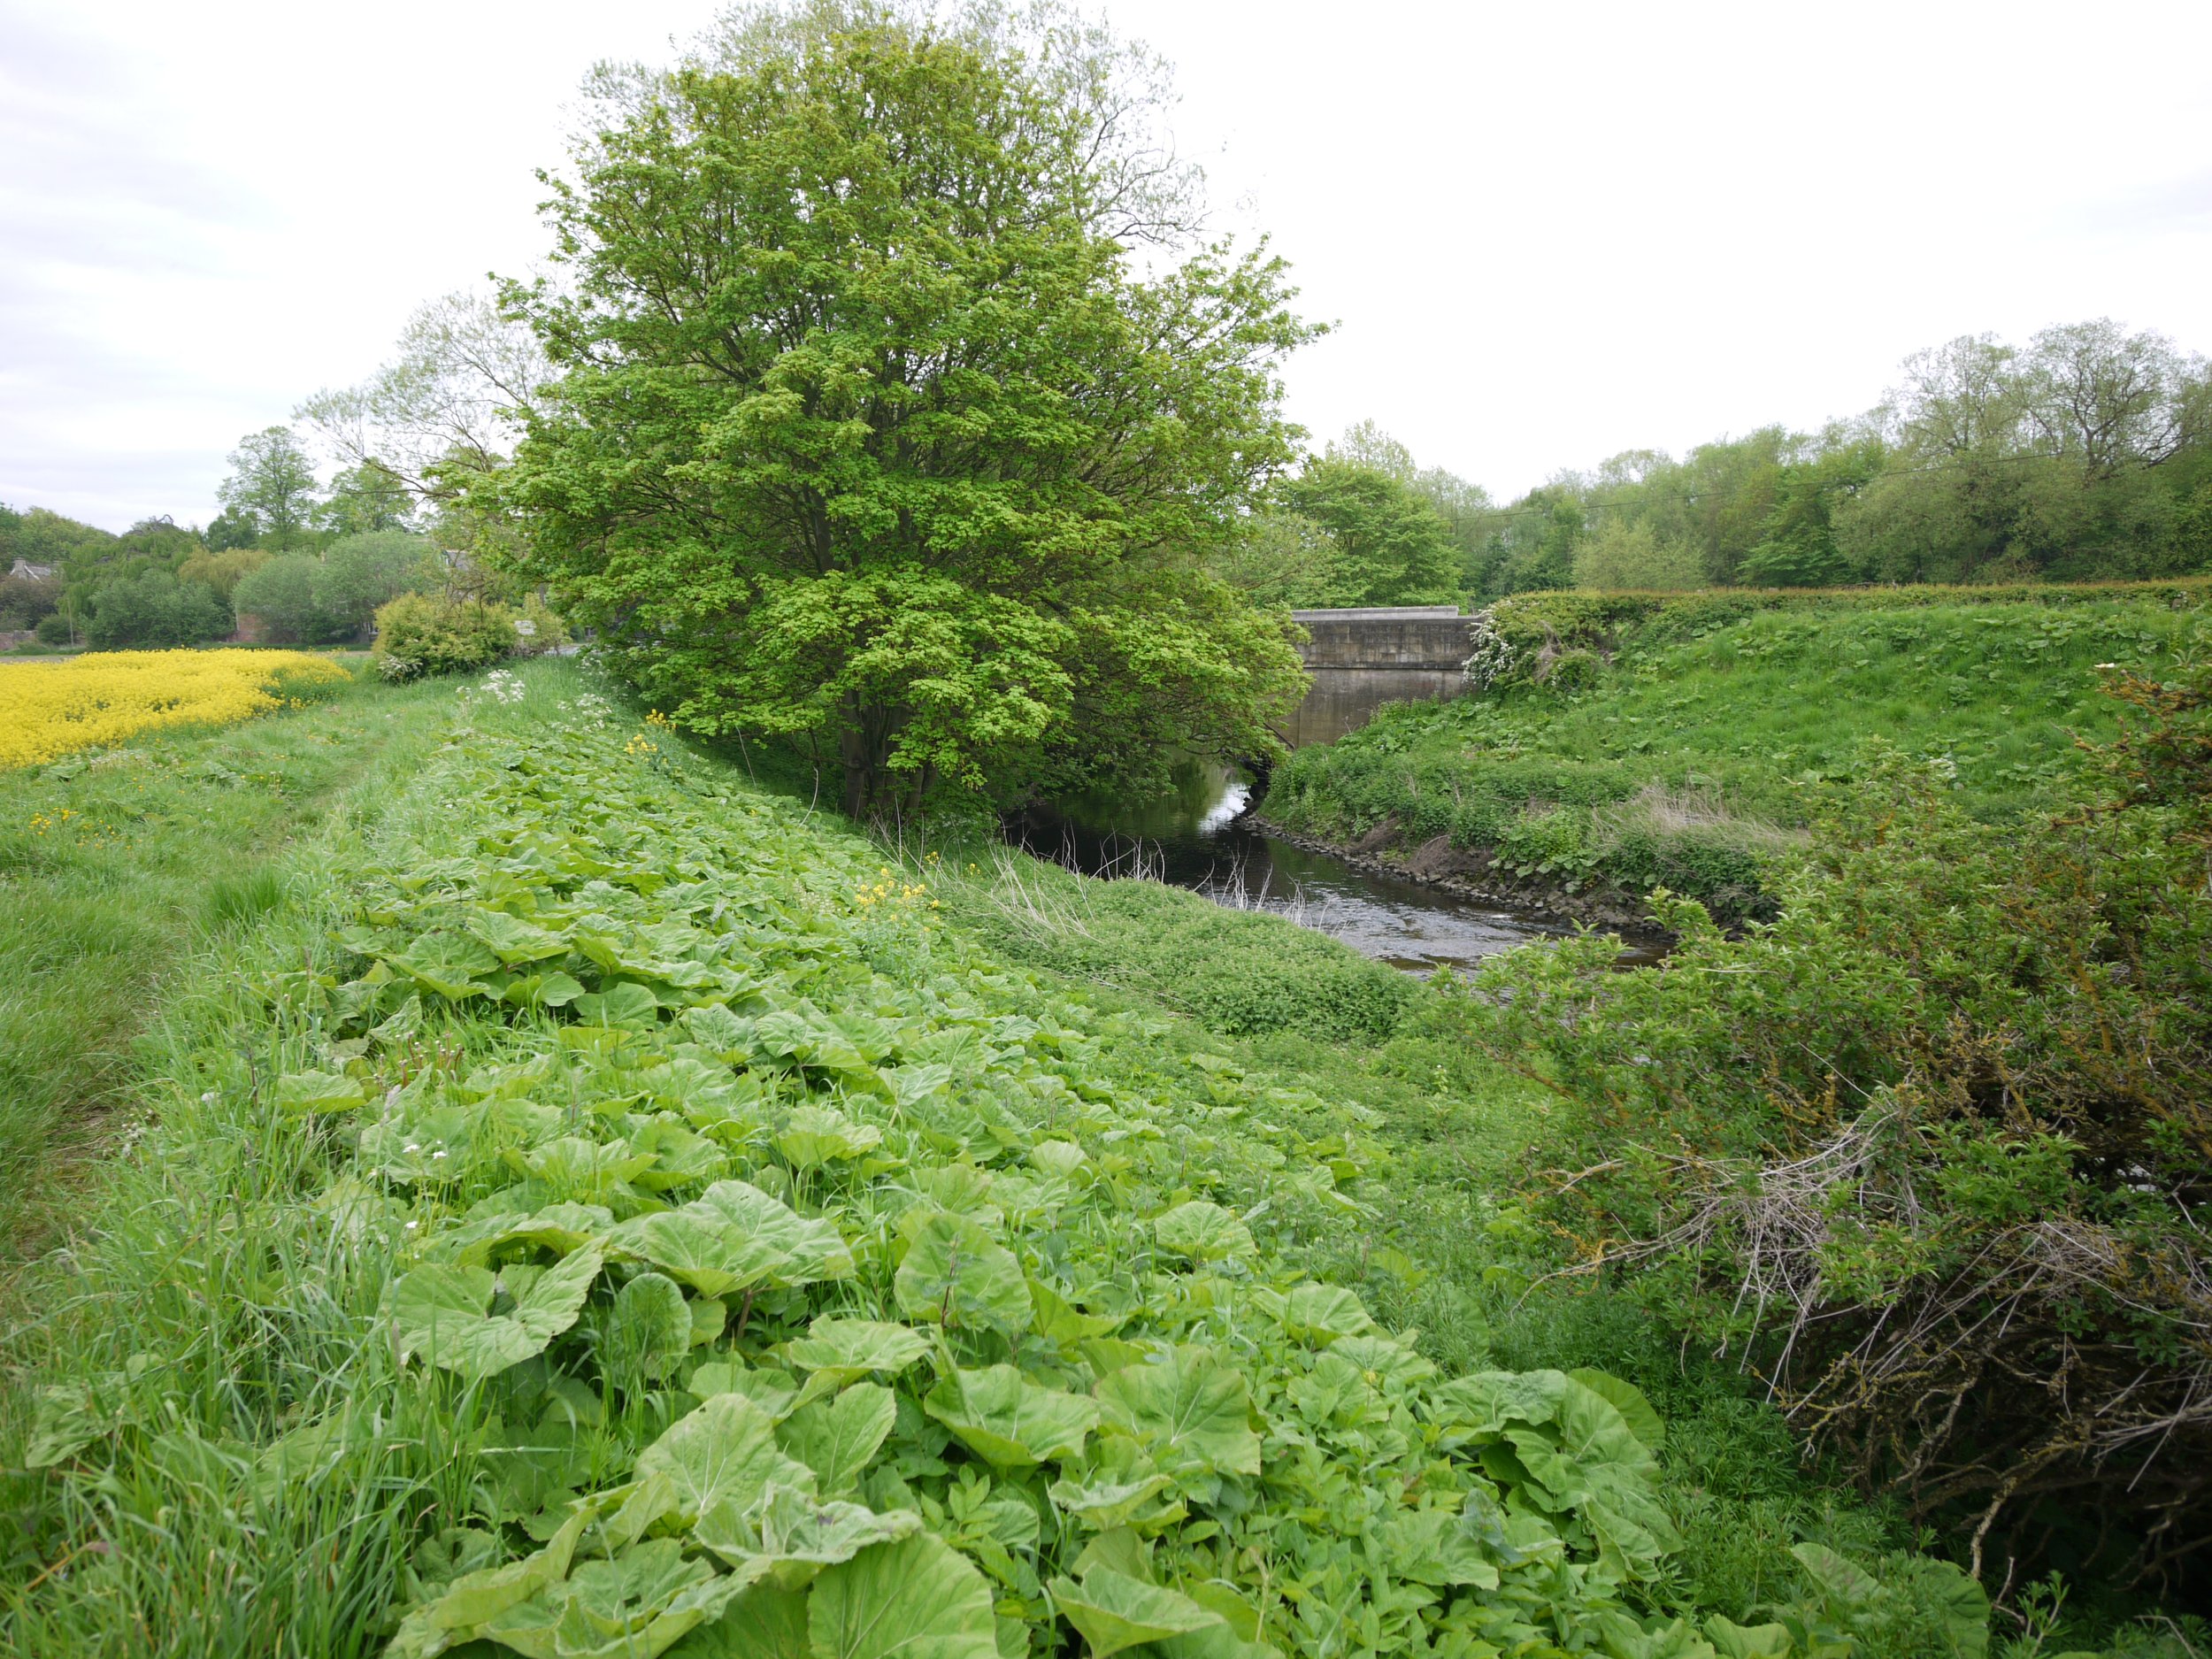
[1009,762,1662,975]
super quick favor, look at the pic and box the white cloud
[4,0,2208,527]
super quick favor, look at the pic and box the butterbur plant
[13,710,1802,1658]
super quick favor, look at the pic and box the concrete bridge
[1279,605,1472,746]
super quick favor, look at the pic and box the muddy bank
[1250,815,1680,948]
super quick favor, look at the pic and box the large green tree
[216,426,320,550]
[496,0,1312,817]
[318,464,417,536]
[1272,459,1461,606]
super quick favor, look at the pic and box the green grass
[0,666,463,1256]
[1267,588,2212,918]
[0,656,2192,1655]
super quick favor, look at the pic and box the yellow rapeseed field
[0,649,353,769]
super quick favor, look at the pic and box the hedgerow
[10,702,1865,1657]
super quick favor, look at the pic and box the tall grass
[0,658,603,1654]
[0,670,462,1256]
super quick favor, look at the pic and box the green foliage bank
[1436,654,2212,1593]
[0,681,1949,1659]
[1266,583,2209,920]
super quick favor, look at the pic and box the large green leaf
[777,1384,897,1495]
[775,1105,884,1168]
[1494,1376,1678,1582]
[1791,1540,1882,1609]
[923,1363,1100,1471]
[276,1070,368,1115]
[689,1360,802,1421]
[626,1118,732,1192]
[602,1271,694,1385]
[387,1508,591,1659]
[391,1244,604,1384]
[1587,1613,1721,1659]
[1047,1437,1179,1532]
[467,910,572,964]
[665,1583,810,1659]
[1910,1560,1991,1659]
[1552,1375,1663,1483]
[782,1318,931,1389]
[634,1393,817,1525]
[1271,1283,1374,1342]
[892,1212,1033,1337]
[806,1531,999,1659]
[498,970,589,1010]
[1332,1333,1437,1387]
[573,980,664,1029]
[507,1137,657,1205]
[1568,1367,1667,1451]
[1048,1568,1225,1659]
[390,931,504,1000]
[438,1203,615,1267]
[1380,1502,1503,1590]
[1705,1618,1794,1659]
[694,1484,919,1586]
[1151,1201,1252,1263]
[24,1372,133,1469]
[478,1537,754,1659]
[611,1181,852,1299]
[1094,1347,1260,1480]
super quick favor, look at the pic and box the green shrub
[1442,663,2212,1587]
[83,570,231,649]
[236,534,432,644]
[370,593,519,680]
[33,613,73,646]
[1538,646,1604,694]
[231,554,325,641]
[1178,949,1415,1041]
[511,591,572,655]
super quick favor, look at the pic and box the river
[1008,761,1662,975]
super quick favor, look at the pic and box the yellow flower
[0,649,349,770]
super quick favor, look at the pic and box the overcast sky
[4,0,2209,531]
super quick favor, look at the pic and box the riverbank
[1263,586,2208,927]
[1252,810,1679,941]
[2,657,2006,1656]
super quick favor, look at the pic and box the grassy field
[0,663,458,1255]
[1264,584,2212,921]
[0,657,2095,1657]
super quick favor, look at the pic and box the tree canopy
[495,0,1313,816]
[216,426,320,551]
[1271,459,1461,606]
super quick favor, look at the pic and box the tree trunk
[841,727,872,821]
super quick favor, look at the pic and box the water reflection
[1010,760,1630,977]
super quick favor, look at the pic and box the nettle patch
[62,729,1709,1658]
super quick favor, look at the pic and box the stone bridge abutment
[1279,605,1471,746]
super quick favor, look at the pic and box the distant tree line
[1,426,444,649]
[1217,319,2212,609]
